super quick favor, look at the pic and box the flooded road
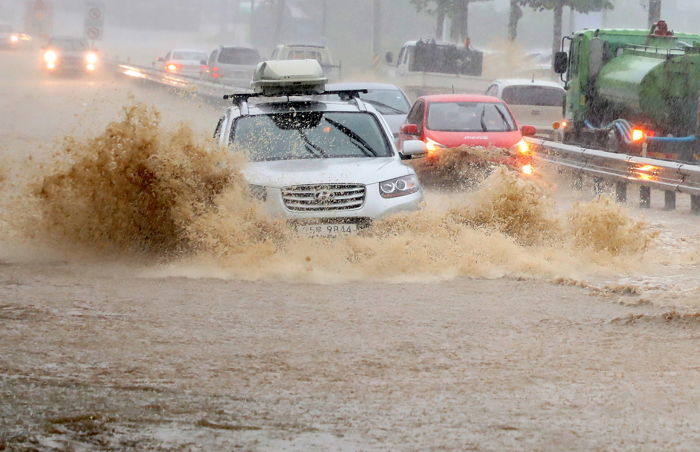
[1,52,698,450]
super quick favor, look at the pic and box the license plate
[295,223,357,237]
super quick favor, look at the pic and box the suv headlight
[379,175,420,198]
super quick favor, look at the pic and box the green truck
[554,21,700,162]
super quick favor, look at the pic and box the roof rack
[224,89,369,114]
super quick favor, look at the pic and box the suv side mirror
[400,123,419,136]
[401,140,427,157]
[521,125,537,137]
[553,51,568,74]
[385,51,394,64]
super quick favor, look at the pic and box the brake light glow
[166,63,178,72]
[633,164,659,182]
[553,120,569,130]
[631,128,646,142]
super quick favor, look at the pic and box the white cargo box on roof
[251,59,327,96]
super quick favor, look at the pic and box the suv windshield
[219,48,260,65]
[428,102,516,132]
[502,86,564,107]
[172,51,207,61]
[231,111,391,161]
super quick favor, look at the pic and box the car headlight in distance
[86,52,98,64]
[10,34,19,43]
[248,184,267,202]
[379,175,420,198]
[44,50,58,64]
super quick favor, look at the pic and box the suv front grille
[282,184,366,212]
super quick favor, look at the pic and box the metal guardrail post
[640,186,651,208]
[664,191,676,210]
[615,181,627,202]
[593,177,605,194]
[692,195,700,214]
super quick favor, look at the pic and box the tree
[508,0,523,41]
[410,0,493,43]
[520,1,614,60]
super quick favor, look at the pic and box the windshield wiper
[362,99,406,115]
[479,106,488,132]
[298,129,328,158]
[323,118,378,157]
[493,106,513,131]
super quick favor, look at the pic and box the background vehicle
[216,60,425,236]
[0,25,30,49]
[317,83,411,139]
[554,21,700,162]
[201,45,261,87]
[40,37,99,75]
[398,94,535,174]
[270,44,341,80]
[385,39,490,98]
[485,79,565,139]
[154,49,207,77]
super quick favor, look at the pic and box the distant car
[201,46,261,87]
[154,49,208,77]
[40,37,100,75]
[0,25,30,49]
[485,79,565,138]
[271,44,340,80]
[317,83,411,139]
[398,94,536,174]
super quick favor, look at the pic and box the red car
[398,94,536,174]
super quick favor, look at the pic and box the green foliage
[518,0,614,13]
[410,0,492,18]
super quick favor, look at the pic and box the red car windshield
[427,101,516,132]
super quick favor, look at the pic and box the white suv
[214,60,426,236]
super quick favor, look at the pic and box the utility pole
[273,0,285,46]
[372,0,381,57]
[321,0,328,42]
[648,0,662,27]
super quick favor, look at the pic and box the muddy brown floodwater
[0,52,698,451]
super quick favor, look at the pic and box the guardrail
[526,137,700,213]
[115,62,252,101]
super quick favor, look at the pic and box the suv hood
[243,157,412,188]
